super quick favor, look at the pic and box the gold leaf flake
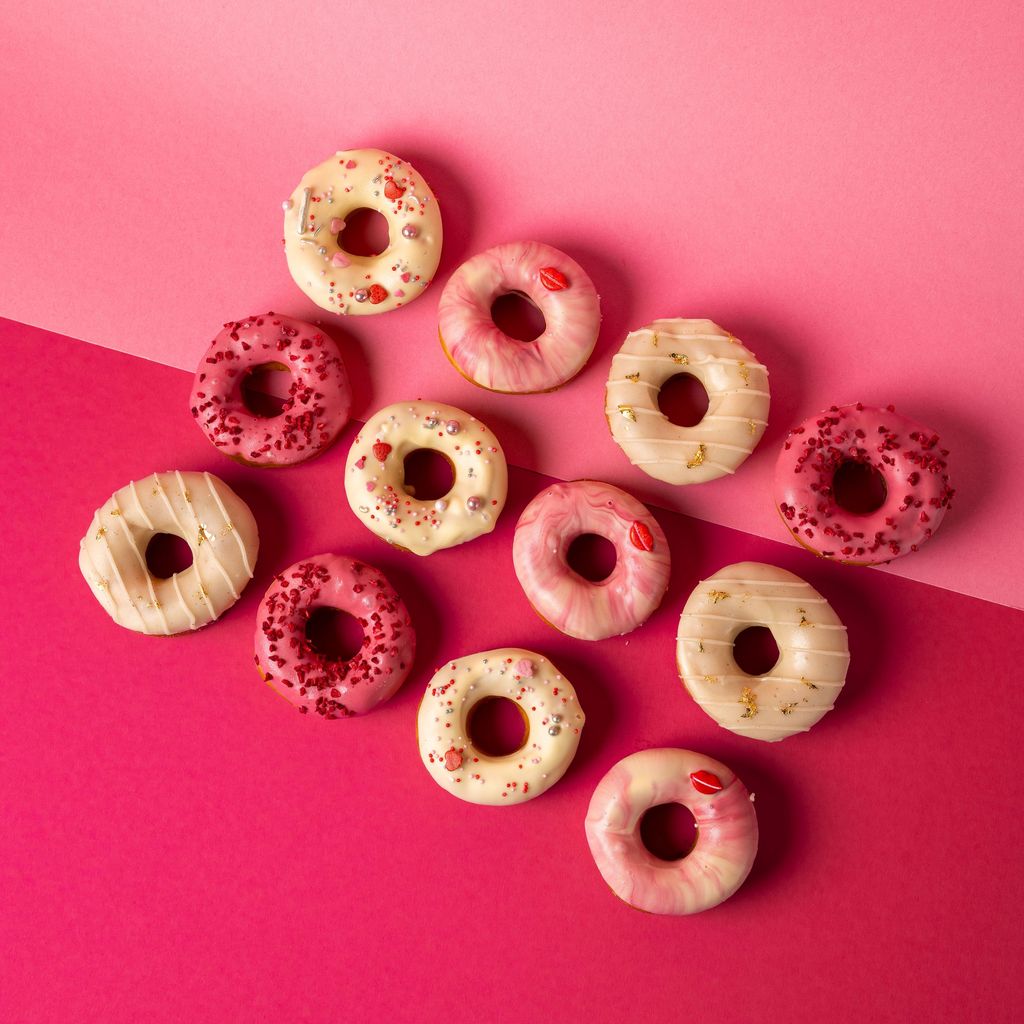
[779,702,798,716]
[95,578,109,591]
[95,526,107,539]
[748,419,758,434]
[801,676,818,690]
[651,332,659,347]
[707,589,730,604]
[739,687,758,719]
[197,524,214,546]
[738,361,751,385]
[697,640,705,653]
[798,608,813,627]
[184,490,193,503]
[670,352,689,365]
[618,405,637,423]
[625,372,640,383]
[109,509,121,516]
[702,674,720,685]
[687,444,706,469]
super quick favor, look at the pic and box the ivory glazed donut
[417,649,584,805]
[513,480,670,641]
[438,241,601,393]
[775,403,954,564]
[676,562,849,742]
[585,748,758,915]
[282,148,441,315]
[344,401,508,556]
[254,554,414,719]
[606,319,770,484]
[190,313,351,466]
[79,471,258,635]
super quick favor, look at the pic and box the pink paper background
[3,321,1023,1023]
[2,2,1023,607]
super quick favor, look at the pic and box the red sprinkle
[539,266,568,291]
[690,770,723,795]
[384,179,406,201]
[444,747,462,772]
[368,284,389,304]
[372,441,392,462]
[629,521,654,551]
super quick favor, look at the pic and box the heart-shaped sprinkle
[539,266,568,291]
[401,272,411,283]
[345,159,357,169]
[690,770,723,795]
[330,217,345,234]
[394,289,405,297]
[355,455,366,469]
[368,284,388,304]
[372,441,392,462]
[384,179,406,201]
[331,252,350,268]
[444,747,463,772]
[629,521,654,551]
[365,481,376,492]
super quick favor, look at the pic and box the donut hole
[467,697,528,757]
[833,459,888,514]
[567,533,618,583]
[305,607,365,662]
[734,626,780,676]
[241,362,293,418]
[145,533,194,578]
[640,803,698,861]
[338,207,390,257]
[490,291,546,342]
[658,373,710,428]
[402,448,455,501]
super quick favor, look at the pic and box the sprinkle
[296,187,312,236]
[690,770,723,794]
[539,266,568,290]
[444,747,462,771]
[515,658,535,677]
[329,217,345,234]
[629,521,654,551]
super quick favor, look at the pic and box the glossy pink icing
[585,748,758,915]
[437,241,600,393]
[775,403,954,564]
[254,554,414,718]
[512,480,670,641]
[190,312,351,466]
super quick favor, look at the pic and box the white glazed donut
[282,147,442,316]
[417,648,585,805]
[606,318,770,484]
[676,562,850,741]
[79,471,259,635]
[585,748,758,915]
[344,401,508,556]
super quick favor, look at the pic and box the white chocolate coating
[79,471,259,635]
[417,649,585,806]
[606,318,770,484]
[282,148,442,316]
[344,401,508,556]
[676,562,849,741]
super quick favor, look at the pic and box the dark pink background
[3,320,1022,1023]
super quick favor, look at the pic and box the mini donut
[775,403,954,564]
[512,480,670,641]
[79,471,259,635]
[344,401,508,556]
[606,318,770,484]
[676,562,849,742]
[437,241,601,393]
[282,148,441,316]
[254,554,414,719]
[585,748,758,915]
[190,313,351,467]
[417,649,584,805]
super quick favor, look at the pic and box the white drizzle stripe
[171,573,197,629]
[686,613,846,629]
[676,637,851,658]
[175,470,238,601]
[611,432,759,455]
[100,529,149,632]
[612,352,769,370]
[155,475,217,620]
[204,472,253,578]
[129,480,154,529]
[113,494,171,636]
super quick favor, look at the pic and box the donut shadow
[315,319,374,422]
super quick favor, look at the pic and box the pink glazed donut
[190,313,351,467]
[775,403,954,564]
[513,480,670,641]
[438,241,601,393]
[254,554,414,719]
[585,748,758,915]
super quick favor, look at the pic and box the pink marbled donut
[512,480,670,641]
[254,554,415,719]
[585,748,758,915]
[775,403,954,564]
[438,241,601,393]
[190,313,352,467]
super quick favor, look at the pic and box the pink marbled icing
[585,748,758,915]
[190,313,352,466]
[438,241,601,393]
[512,480,670,641]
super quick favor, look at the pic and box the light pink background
[2,2,1022,607]
[4,320,1023,1024]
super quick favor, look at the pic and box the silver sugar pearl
[317,246,327,255]
[466,496,482,512]
[550,714,562,723]
[445,419,461,435]
[434,499,448,512]
[402,224,418,239]
[354,289,369,303]
[424,416,439,429]
[548,725,562,736]
[282,198,293,211]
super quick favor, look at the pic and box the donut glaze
[775,403,954,564]
[606,319,770,484]
[344,401,508,556]
[438,241,601,393]
[513,480,670,641]
[79,471,258,635]
[190,313,351,467]
[585,748,758,915]
[254,554,414,719]
[282,148,441,316]
[417,649,584,805]
[676,562,849,742]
